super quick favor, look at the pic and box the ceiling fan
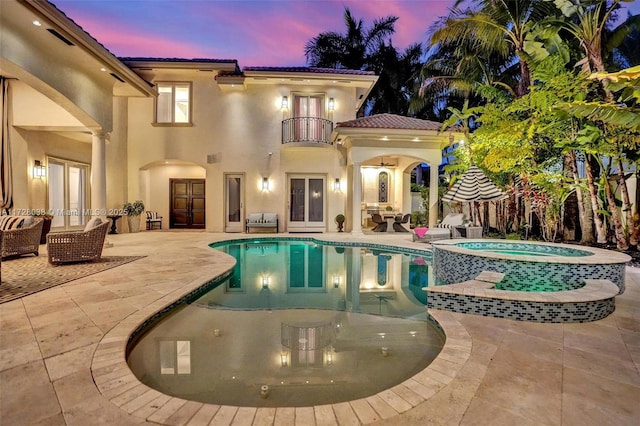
[377,156,395,167]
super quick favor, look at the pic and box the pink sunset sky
[55,0,640,67]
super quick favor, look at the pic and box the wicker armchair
[1,217,44,259]
[47,221,109,264]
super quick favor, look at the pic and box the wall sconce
[262,177,270,191]
[280,352,288,367]
[262,276,270,289]
[33,160,46,178]
[281,96,288,110]
[328,97,335,111]
[333,178,341,192]
[333,276,341,288]
[326,352,333,365]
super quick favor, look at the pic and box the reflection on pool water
[127,239,444,407]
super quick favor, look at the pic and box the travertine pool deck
[1,232,639,425]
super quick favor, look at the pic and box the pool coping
[424,278,620,303]
[90,236,472,425]
[433,239,632,265]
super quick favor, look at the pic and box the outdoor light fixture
[281,96,288,110]
[328,97,335,111]
[262,276,270,289]
[333,276,341,288]
[333,178,341,192]
[33,160,46,178]
[262,177,269,191]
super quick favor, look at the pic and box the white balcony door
[47,158,89,229]
[225,173,244,232]
[288,175,325,232]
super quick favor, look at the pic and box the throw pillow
[84,217,103,232]
[0,216,24,230]
[413,227,428,238]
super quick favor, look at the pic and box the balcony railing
[282,117,334,145]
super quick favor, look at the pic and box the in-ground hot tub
[432,239,631,293]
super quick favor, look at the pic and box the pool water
[127,239,443,407]
[454,241,592,257]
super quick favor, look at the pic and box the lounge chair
[47,218,109,264]
[412,213,465,242]
[0,216,44,259]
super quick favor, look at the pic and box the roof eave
[122,59,238,72]
[20,0,156,97]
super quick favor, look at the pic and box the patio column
[91,130,107,219]
[429,164,438,227]
[351,161,363,234]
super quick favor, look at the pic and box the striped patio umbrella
[442,165,505,225]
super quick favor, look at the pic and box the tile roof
[243,66,375,76]
[336,114,446,131]
[120,57,238,64]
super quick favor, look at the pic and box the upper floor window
[155,82,191,124]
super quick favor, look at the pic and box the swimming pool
[126,239,443,407]
[433,239,630,293]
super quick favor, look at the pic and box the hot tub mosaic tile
[433,247,626,293]
[427,292,615,323]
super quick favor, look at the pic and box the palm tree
[428,0,556,98]
[552,0,640,249]
[304,7,397,70]
[305,7,422,116]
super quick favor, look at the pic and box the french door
[170,179,205,229]
[224,174,244,232]
[47,158,89,230]
[288,175,325,232]
[293,94,324,141]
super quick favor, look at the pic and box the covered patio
[331,114,465,234]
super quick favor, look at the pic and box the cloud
[55,0,456,66]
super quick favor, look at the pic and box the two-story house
[1,0,463,234]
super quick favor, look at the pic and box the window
[159,340,191,374]
[155,82,191,124]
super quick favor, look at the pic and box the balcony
[282,117,334,146]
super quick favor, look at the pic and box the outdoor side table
[107,215,121,234]
[455,226,483,239]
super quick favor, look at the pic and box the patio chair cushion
[0,216,25,230]
[263,213,278,223]
[84,217,103,232]
[247,213,263,223]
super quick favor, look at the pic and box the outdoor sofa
[245,213,278,233]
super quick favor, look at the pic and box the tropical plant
[123,200,145,216]
[428,0,558,98]
[305,7,422,115]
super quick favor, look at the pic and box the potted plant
[123,200,145,233]
[335,214,345,232]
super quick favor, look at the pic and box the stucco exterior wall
[125,70,358,232]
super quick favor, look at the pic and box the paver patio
[1,232,638,425]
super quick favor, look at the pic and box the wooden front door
[170,179,205,229]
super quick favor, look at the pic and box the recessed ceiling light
[32,20,42,26]
[100,67,107,72]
